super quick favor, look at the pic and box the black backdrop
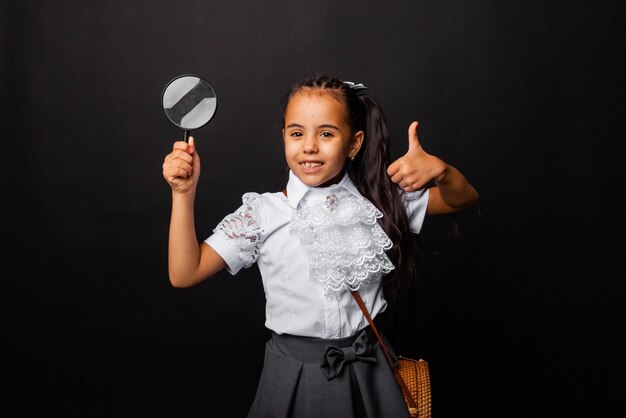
[1,1,621,417]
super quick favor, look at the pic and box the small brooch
[325,194,338,212]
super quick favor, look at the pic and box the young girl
[162,74,478,417]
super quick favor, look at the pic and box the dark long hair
[281,74,422,304]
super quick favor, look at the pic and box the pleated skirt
[247,324,411,418]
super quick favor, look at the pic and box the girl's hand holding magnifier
[162,136,201,196]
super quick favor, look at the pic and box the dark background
[1,1,622,417]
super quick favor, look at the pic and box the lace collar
[287,171,395,298]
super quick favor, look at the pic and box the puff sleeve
[204,192,265,275]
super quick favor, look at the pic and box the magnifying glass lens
[162,75,217,142]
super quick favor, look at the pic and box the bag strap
[351,291,418,411]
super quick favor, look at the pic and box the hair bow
[343,81,368,95]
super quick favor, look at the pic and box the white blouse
[205,171,429,339]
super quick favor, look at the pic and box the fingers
[388,158,408,185]
[390,170,404,184]
[164,137,197,179]
[163,164,192,180]
[172,140,190,152]
[165,149,193,166]
[163,158,193,179]
[387,160,399,177]
[394,173,420,191]
[392,174,420,192]
[388,158,422,192]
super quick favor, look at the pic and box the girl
[162,74,478,417]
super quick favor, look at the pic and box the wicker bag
[352,291,432,418]
[397,356,432,418]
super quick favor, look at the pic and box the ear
[349,130,364,158]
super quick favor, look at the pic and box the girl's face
[283,90,363,187]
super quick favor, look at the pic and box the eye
[320,131,334,138]
[289,131,303,137]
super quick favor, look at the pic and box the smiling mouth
[301,161,323,168]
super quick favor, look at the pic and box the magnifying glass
[162,74,218,142]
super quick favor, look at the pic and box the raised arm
[162,136,226,287]
[387,121,478,215]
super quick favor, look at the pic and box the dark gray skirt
[247,325,411,418]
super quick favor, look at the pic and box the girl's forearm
[434,164,478,210]
[168,192,202,287]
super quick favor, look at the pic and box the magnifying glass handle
[183,130,190,143]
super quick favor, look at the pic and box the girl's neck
[314,168,348,189]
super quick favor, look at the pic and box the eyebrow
[285,123,340,130]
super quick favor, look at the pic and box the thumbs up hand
[387,121,446,192]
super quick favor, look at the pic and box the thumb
[188,136,200,170]
[407,121,420,151]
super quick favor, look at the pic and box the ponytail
[347,94,421,305]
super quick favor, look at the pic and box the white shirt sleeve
[404,188,429,234]
[204,192,265,275]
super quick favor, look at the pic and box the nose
[303,134,318,154]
